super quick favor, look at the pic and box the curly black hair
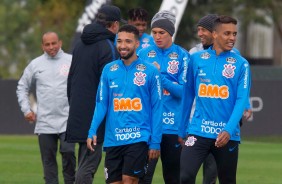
[128,7,149,22]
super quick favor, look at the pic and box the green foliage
[0,1,84,79]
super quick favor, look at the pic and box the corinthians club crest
[60,64,70,76]
[167,60,179,74]
[133,72,147,86]
[222,64,236,78]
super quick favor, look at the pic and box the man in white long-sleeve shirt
[16,32,76,184]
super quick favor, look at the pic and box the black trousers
[75,142,103,184]
[139,134,182,184]
[202,153,217,184]
[38,133,76,184]
[180,135,239,184]
[202,119,243,184]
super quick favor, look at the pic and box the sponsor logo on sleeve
[99,81,103,101]
[243,63,249,88]
[156,75,162,100]
[182,57,188,83]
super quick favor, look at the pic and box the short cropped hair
[213,15,237,30]
[118,25,140,40]
[128,7,149,22]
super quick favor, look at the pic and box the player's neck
[122,54,138,66]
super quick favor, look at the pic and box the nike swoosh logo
[229,145,238,152]
[134,170,142,174]
[175,144,181,148]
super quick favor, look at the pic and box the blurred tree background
[0,0,281,79]
[0,0,84,79]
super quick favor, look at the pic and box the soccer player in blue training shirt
[128,7,155,53]
[179,15,251,184]
[87,24,162,184]
[189,14,253,184]
[138,10,189,184]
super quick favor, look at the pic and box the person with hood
[16,31,76,184]
[66,5,124,184]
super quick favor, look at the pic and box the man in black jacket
[66,5,124,184]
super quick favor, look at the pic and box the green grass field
[0,135,281,184]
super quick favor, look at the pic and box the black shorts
[104,142,148,183]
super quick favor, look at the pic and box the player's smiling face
[42,32,62,57]
[213,23,237,52]
[197,26,213,46]
[117,31,139,60]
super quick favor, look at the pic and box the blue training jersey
[189,44,252,111]
[179,47,251,141]
[138,43,190,135]
[88,58,162,150]
[136,33,155,53]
